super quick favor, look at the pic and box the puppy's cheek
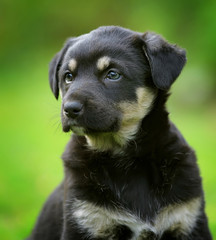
[117,87,156,139]
[80,102,120,133]
[118,87,156,124]
[84,113,121,133]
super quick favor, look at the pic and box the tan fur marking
[68,58,77,72]
[155,197,202,236]
[118,87,156,143]
[59,89,63,99]
[85,133,124,154]
[72,197,201,239]
[97,56,111,71]
[120,87,156,122]
[71,126,85,136]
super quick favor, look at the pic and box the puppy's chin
[71,126,86,135]
[62,124,118,136]
[62,118,84,134]
[62,123,85,135]
[62,122,75,133]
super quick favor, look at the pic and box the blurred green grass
[0,54,215,239]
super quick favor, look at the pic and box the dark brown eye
[64,73,73,84]
[106,71,121,81]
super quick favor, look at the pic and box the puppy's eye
[64,73,73,84]
[106,71,121,81]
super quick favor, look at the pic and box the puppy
[28,26,212,240]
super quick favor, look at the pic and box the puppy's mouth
[62,117,120,136]
[62,119,85,134]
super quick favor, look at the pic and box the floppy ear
[142,32,186,90]
[49,38,74,99]
[49,51,62,99]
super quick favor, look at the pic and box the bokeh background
[0,0,216,239]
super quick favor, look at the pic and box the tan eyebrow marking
[68,58,77,72]
[97,56,111,71]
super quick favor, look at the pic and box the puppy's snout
[63,101,83,119]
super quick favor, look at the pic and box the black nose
[63,101,83,118]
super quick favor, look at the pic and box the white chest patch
[71,197,201,239]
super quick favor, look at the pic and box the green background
[0,0,215,239]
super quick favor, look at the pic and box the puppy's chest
[71,197,201,239]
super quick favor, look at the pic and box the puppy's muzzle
[63,101,84,119]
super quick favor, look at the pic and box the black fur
[27,26,212,240]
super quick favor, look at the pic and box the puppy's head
[49,26,186,151]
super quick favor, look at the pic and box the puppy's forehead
[67,55,111,73]
[65,27,140,65]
